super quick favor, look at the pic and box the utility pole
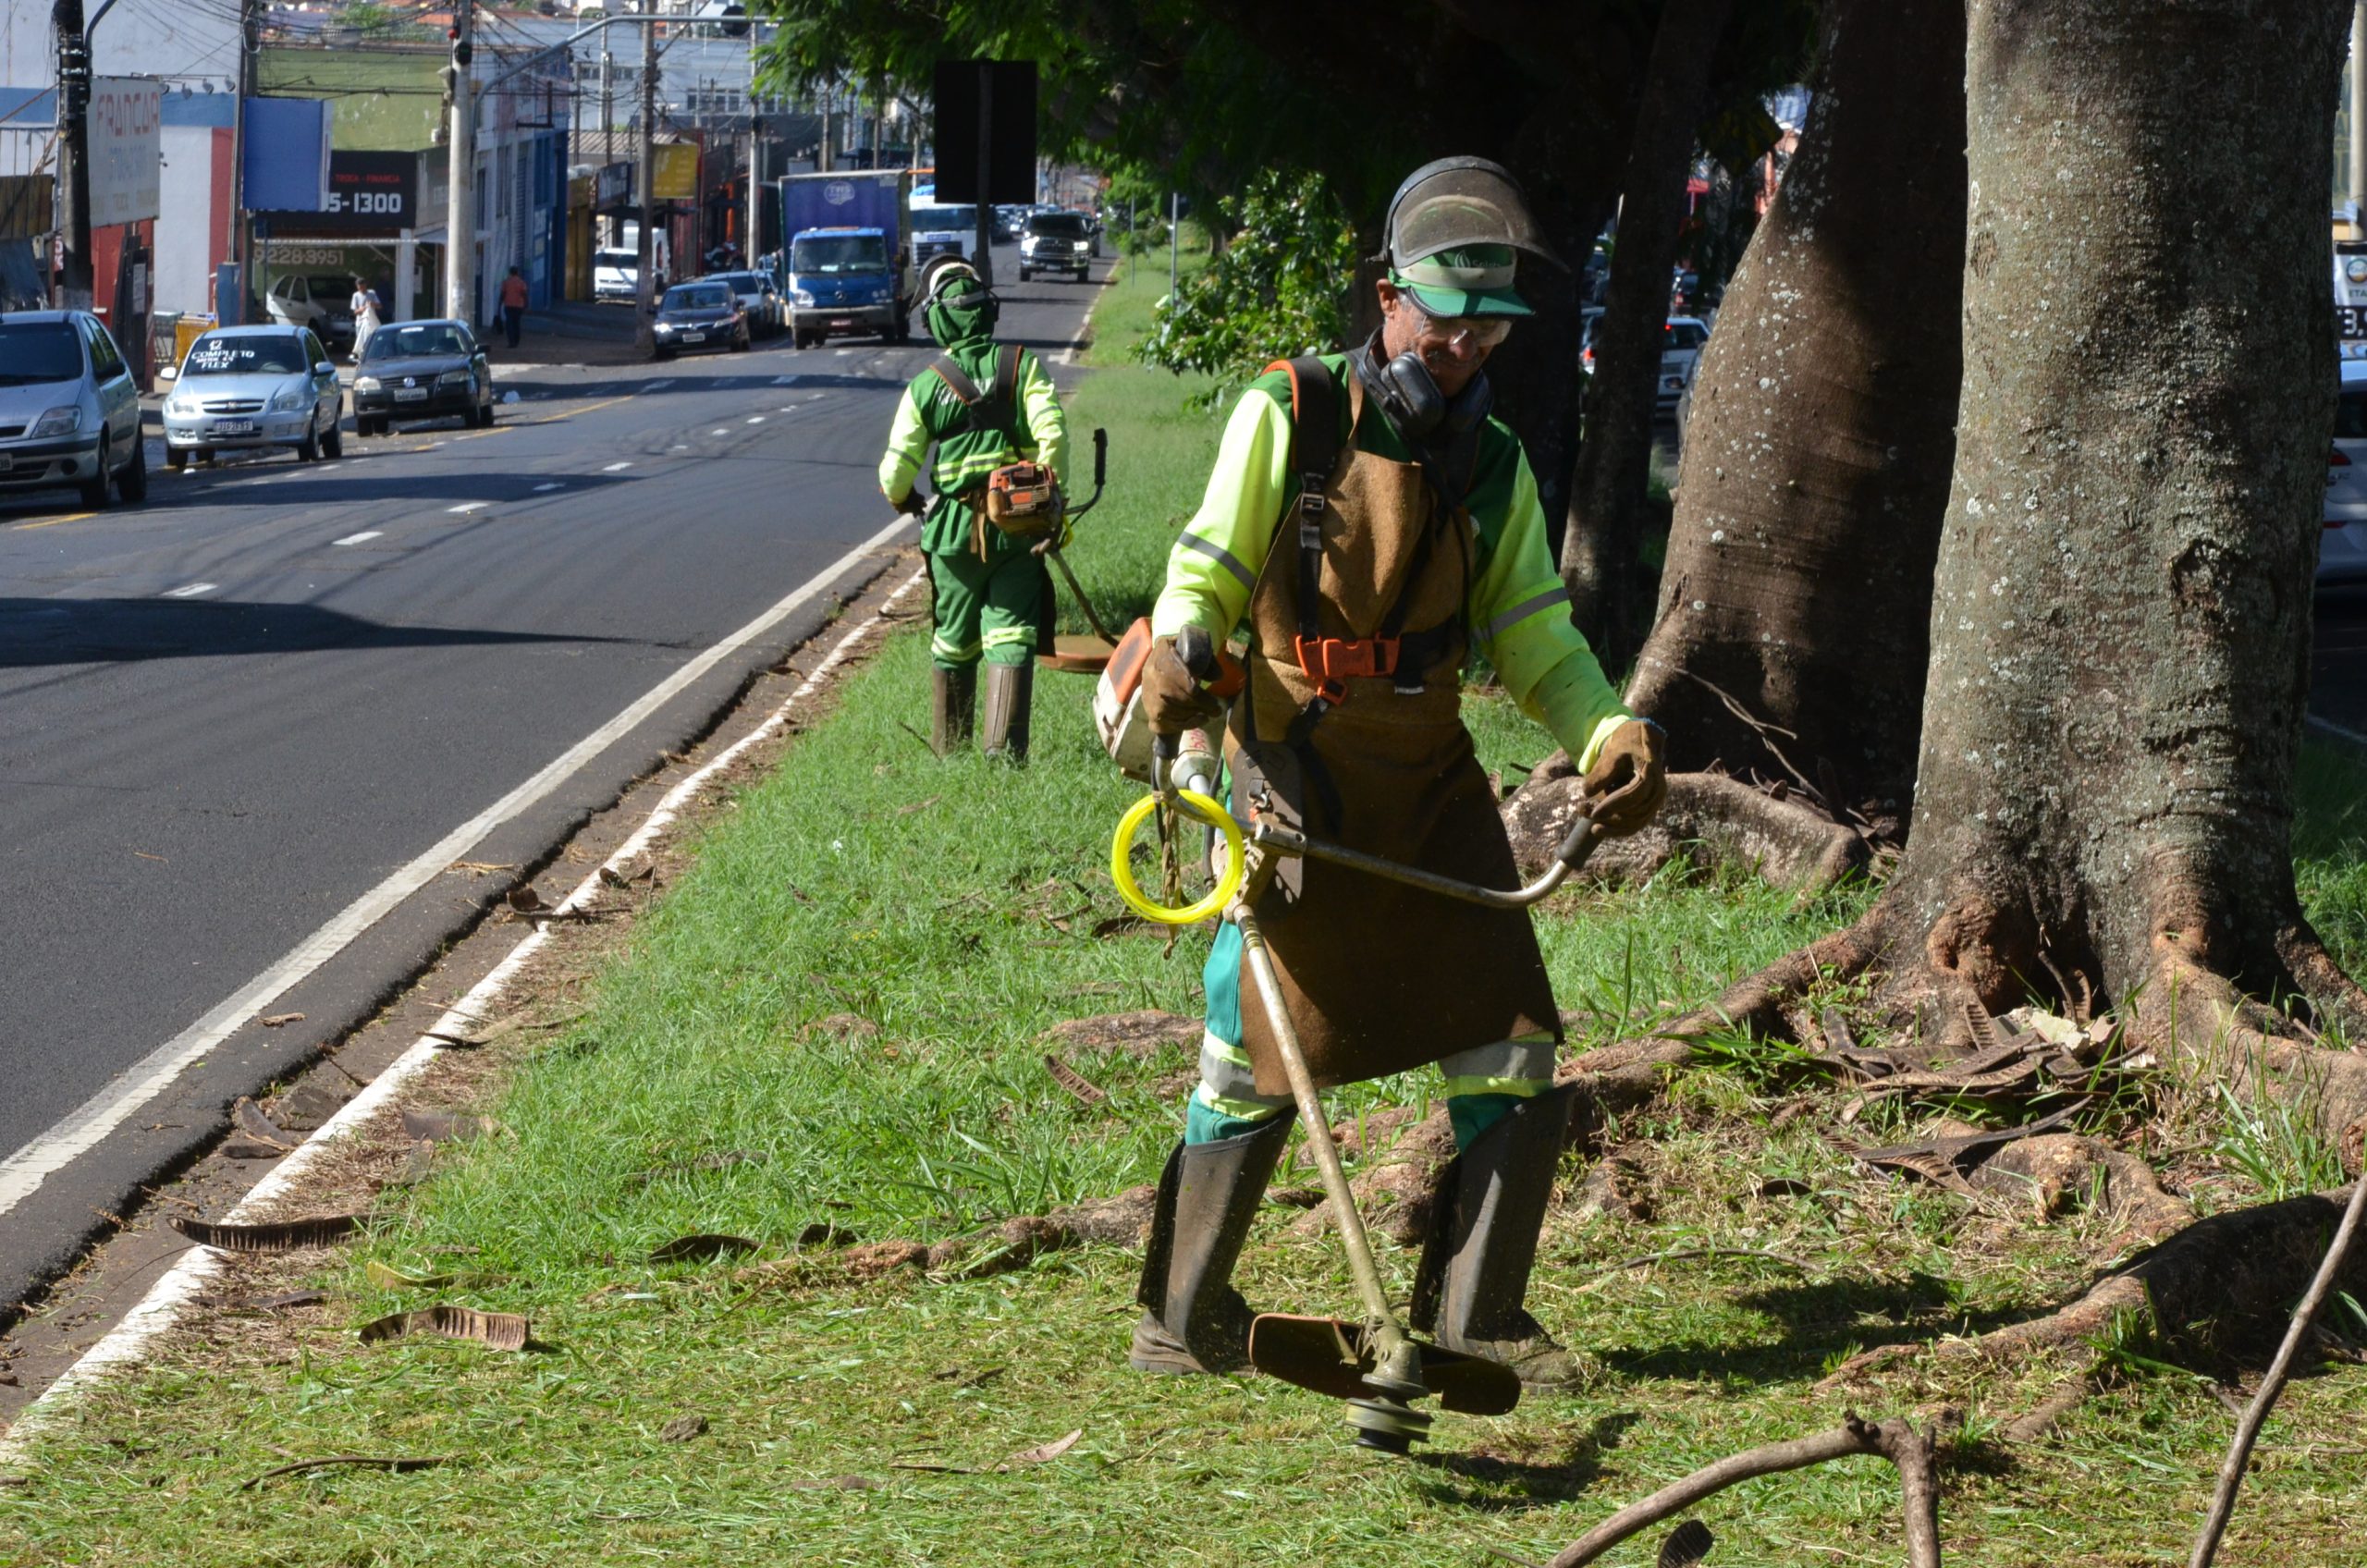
[817,81,831,174]
[1169,190,1178,296]
[971,62,993,287]
[225,0,256,323]
[444,0,475,325]
[51,0,92,308]
[634,12,657,354]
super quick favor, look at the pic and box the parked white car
[1659,316,1710,412]
[163,325,345,468]
[1577,311,1711,415]
[2323,358,2367,584]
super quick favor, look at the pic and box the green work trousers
[927,547,1045,668]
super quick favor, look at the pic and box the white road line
[0,515,917,1229]
[746,415,765,424]
[161,582,215,598]
[834,348,852,356]
[314,462,341,472]
[603,460,633,472]
[0,563,928,1467]
[644,379,674,391]
[710,428,729,436]
[771,374,800,386]
[447,502,488,515]
[2307,714,2367,748]
[532,482,562,493]
[332,531,383,546]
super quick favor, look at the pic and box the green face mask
[934,293,995,343]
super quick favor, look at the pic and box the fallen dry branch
[1545,1412,1940,1568]
[239,1455,448,1489]
[2188,1167,2367,1568]
[736,1186,1158,1289]
[171,1215,361,1253]
[357,1305,533,1352]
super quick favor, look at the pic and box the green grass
[6,257,2367,1567]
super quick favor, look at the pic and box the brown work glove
[1139,632,1223,736]
[1580,717,1668,837]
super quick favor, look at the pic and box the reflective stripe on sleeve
[1178,529,1257,591]
[1483,584,1573,642]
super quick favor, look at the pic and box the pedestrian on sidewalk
[877,263,1070,761]
[1127,157,1668,1389]
[499,266,529,350]
[350,276,383,361]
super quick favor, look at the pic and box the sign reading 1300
[328,190,409,216]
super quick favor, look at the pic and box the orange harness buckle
[1293,634,1401,691]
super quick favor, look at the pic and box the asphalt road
[0,244,1109,1316]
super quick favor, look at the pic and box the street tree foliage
[752,0,1816,539]
[1134,172,1357,405]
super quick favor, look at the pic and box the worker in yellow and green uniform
[1127,158,1668,1387]
[878,263,1069,758]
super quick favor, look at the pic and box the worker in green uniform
[878,264,1070,758]
[1128,158,1667,1387]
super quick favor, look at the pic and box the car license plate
[212,419,256,435]
[394,387,428,402]
[682,331,706,344]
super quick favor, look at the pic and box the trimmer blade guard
[1247,1313,1522,1416]
[1039,633,1115,674]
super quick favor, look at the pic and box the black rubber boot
[981,659,1033,761]
[930,665,976,756]
[1408,1082,1588,1387]
[1130,1112,1294,1376]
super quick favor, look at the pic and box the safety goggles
[1398,292,1515,351]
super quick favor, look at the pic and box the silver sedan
[162,325,345,469]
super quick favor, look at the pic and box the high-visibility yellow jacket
[1151,356,1631,769]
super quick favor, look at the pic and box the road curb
[0,563,931,1465]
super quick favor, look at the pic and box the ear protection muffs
[1363,337,1493,442]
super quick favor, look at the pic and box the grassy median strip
[6,259,2367,1565]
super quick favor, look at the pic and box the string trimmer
[1033,427,1124,671]
[1110,628,1605,1454]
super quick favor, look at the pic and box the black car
[350,320,496,435]
[653,282,751,359]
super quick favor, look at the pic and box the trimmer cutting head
[1248,1313,1521,1453]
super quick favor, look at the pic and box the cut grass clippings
[5,254,2367,1567]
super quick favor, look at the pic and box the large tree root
[1545,1412,1942,1568]
[1822,1185,2367,1387]
[1968,1133,2192,1245]
[1503,769,1868,892]
[2144,952,2367,1171]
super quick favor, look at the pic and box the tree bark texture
[1564,0,1735,670]
[1624,0,1968,827]
[1725,0,2367,1150]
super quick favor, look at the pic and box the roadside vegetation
[5,258,2365,1568]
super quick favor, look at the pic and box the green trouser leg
[926,546,1045,669]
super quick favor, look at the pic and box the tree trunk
[1708,0,2367,1154]
[1623,0,1967,833]
[1562,0,1734,668]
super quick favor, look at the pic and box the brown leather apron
[1228,376,1561,1095]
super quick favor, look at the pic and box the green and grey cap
[1382,156,1564,317]
[1390,243,1532,318]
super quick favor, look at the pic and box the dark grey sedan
[350,320,496,435]
[652,282,751,360]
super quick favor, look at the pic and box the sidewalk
[481,297,649,368]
